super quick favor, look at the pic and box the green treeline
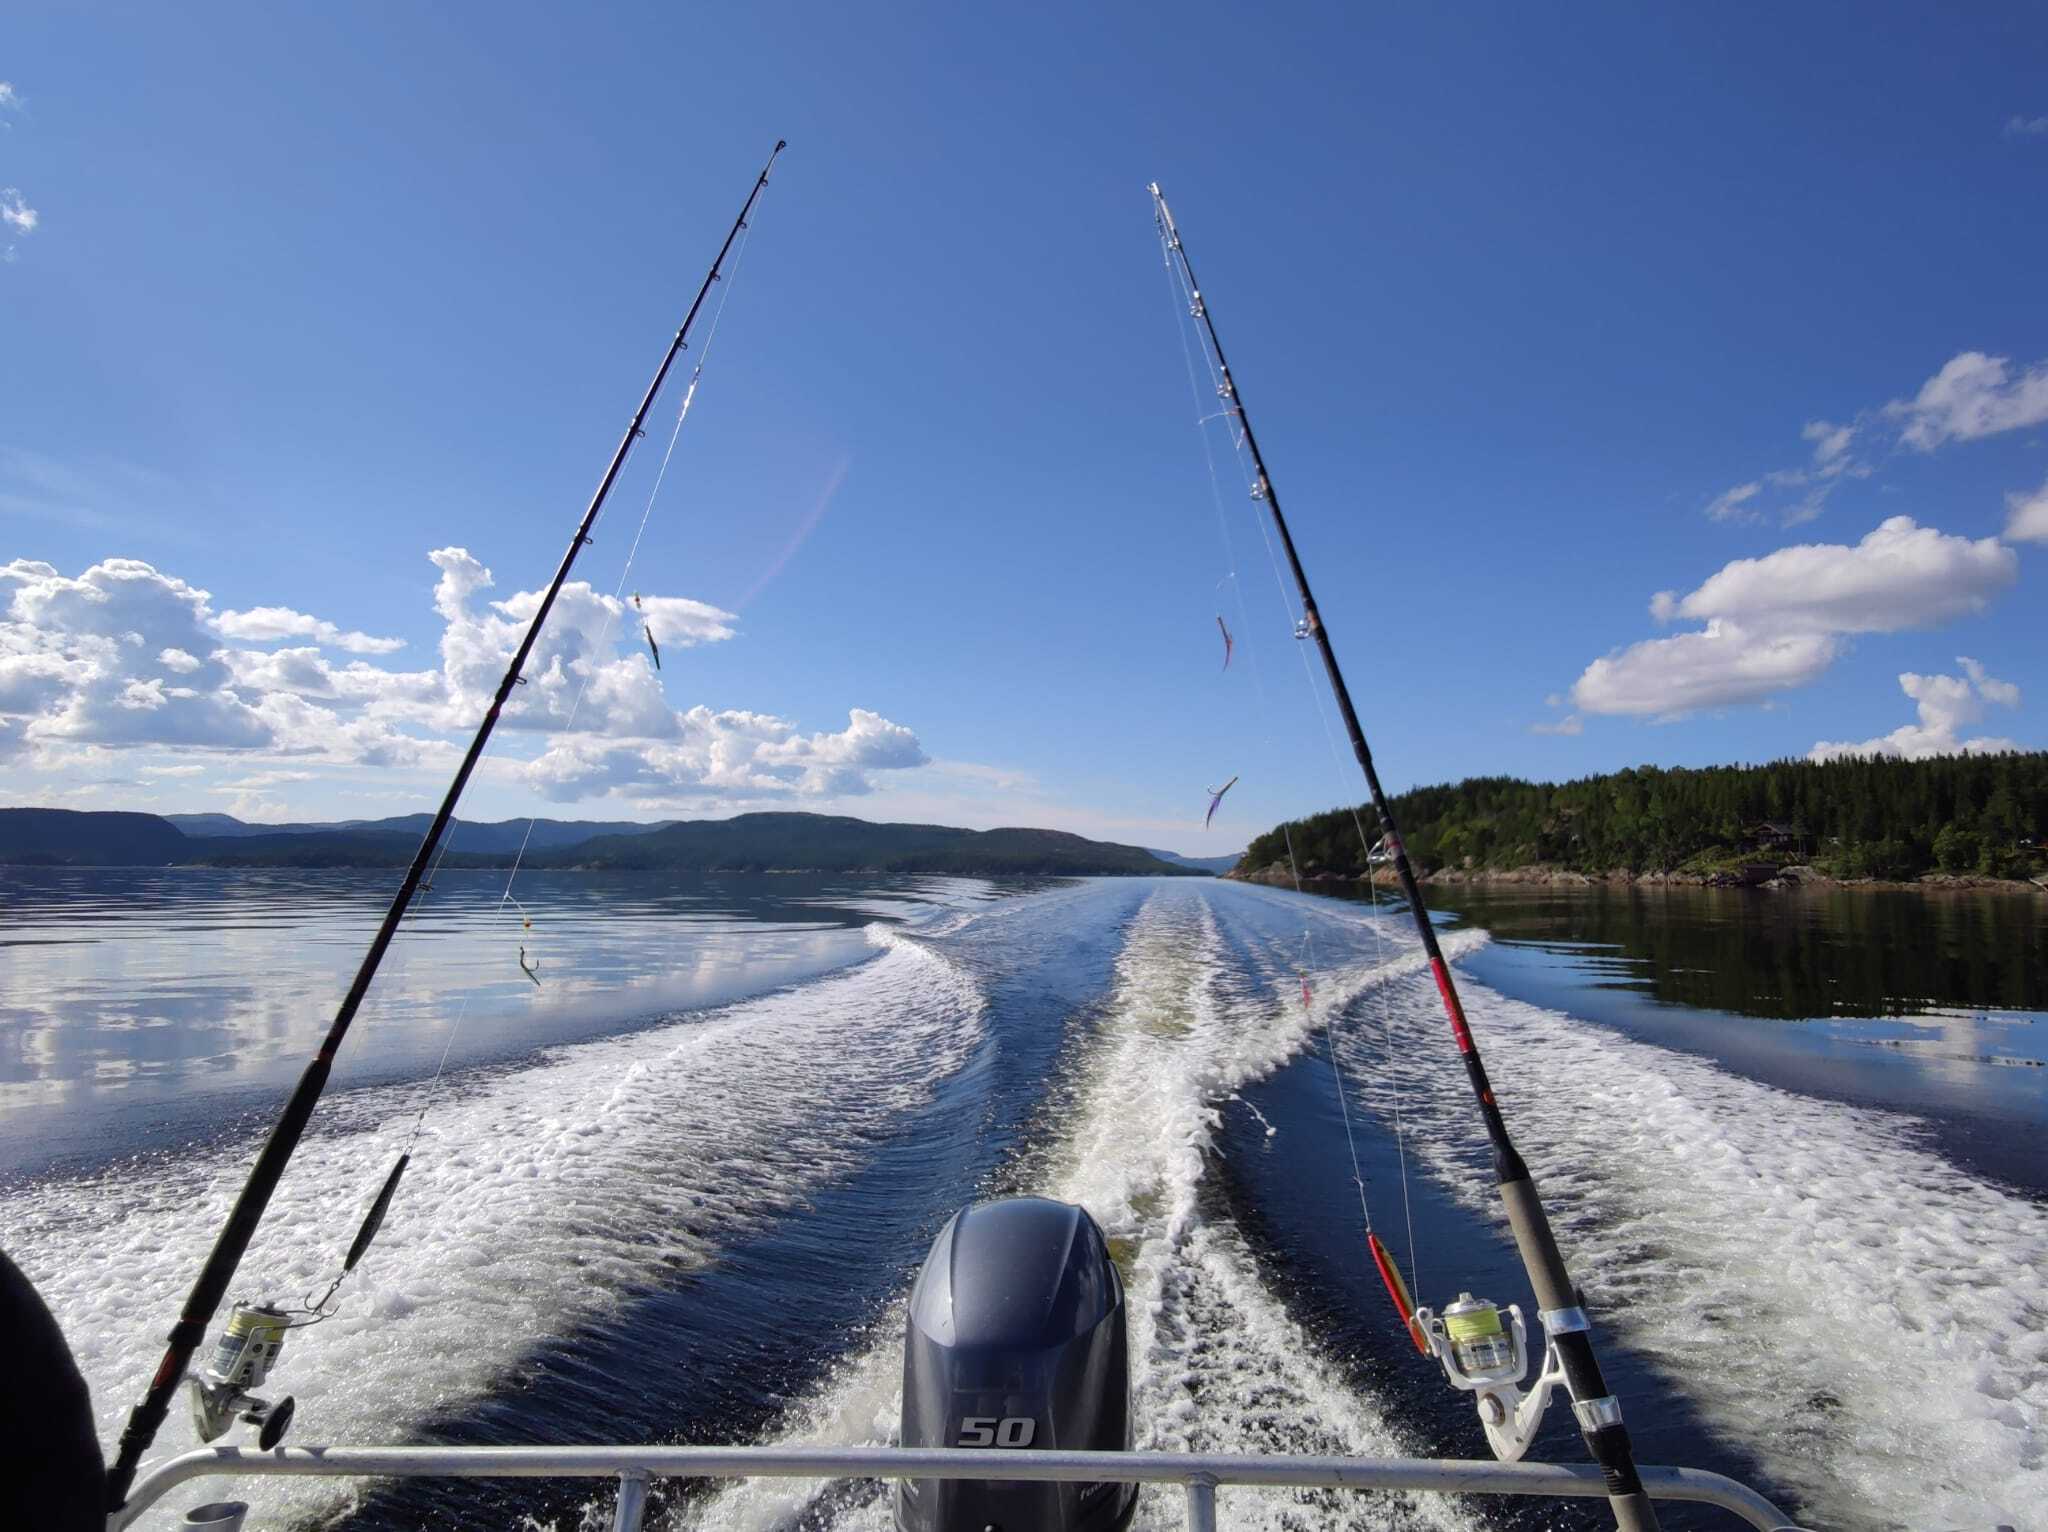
[1240,752,2048,882]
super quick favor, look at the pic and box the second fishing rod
[1150,182,1661,1532]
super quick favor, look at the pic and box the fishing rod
[104,139,787,1511]
[1150,183,1661,1532]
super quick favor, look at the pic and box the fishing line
[304,201,771,1322]
[102,149,791,1503]
[1158,203,1423,1288]
[1151,188,1663,1522]
[1158,208,1381,1239]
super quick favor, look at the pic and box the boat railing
[114,1442,1802,1531]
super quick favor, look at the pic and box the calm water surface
[1425,884,2048,1190]
[0,867,995,1173]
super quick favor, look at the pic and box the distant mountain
[162,812,268,838]
[4,806,1197,878]
[0,808,191,866]
[163,812,669,852]
[536,813,1198,877]
[1144,848,1238,875]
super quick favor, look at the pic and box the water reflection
[1420,884,2047,1190]
[0,867,995,1172]
[1435,883,2047,1019]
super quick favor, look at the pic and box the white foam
[4,925,985,1531]
[673,889,1476,1532]
[1333,948,2048,1528]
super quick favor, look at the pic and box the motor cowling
[897,1198,1135,1532]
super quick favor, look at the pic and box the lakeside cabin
[1741,820,1809,858]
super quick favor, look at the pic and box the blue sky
[3,3,2045,851]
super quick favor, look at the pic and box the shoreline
[1230,861,2048,897]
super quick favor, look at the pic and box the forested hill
[1238,753,2048,883]
[529,813,1197,876]
[0,806,1203,878]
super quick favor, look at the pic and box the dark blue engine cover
[896,1198,1135,1532]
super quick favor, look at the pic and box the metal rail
[112,1444,1799,1531]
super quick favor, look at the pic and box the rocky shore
[1229,861,2048,895]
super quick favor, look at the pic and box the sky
[3,3,2045,852]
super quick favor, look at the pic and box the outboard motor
[897,1198,1135,1532]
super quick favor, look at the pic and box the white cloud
[1704,481,1762,522]
[1667,516,2016,634]
[0,82,20,113]
[419,547,737,739]
[1569,517,2016,719]
[522,706,927,804]
[215,605,405,654]
[1,557,272,750]
[1802,419,1856,465]
[1886,352,2048,451]
[2006,114,2048,138]
[0,190,34,234]
[1571,623,1840,718]
[1959,655,2020,708]
[2005,475,2048,544]
[219,770,314,790]
[1694,349,2044,527]
[1530,714,1583,736]
[1808,659,2021,762]
[1,549,926,812]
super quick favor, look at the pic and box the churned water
[0,870,2040,1530]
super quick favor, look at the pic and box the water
[0,871,2041,1531]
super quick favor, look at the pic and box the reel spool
[189,1301,297,1450]
[1408,1291,1568,1463]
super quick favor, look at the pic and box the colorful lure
[1217,614,1234,670]
[1204,775,1238,828]
[1369,1231,1430,1355]
[518,946,541,988]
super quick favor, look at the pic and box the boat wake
[671,888,1477,1532]
[3,925,985,1532]
[1334,939,2048,1530]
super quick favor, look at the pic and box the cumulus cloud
[1886,352,2048,451]
[1569,517,2017,718]
[1,549,926,810]
[1808,658,2022,762]
[522,706,929,803]
[1,557,272,749]
[1664,515,2015,633]
[418,546,739,739]
[2005,475,2048,544]
[216,605,405,654]
[1572,625,1839,719]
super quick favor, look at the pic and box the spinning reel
[189,1301,297,1450]
[1409,1291,1568,1463]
